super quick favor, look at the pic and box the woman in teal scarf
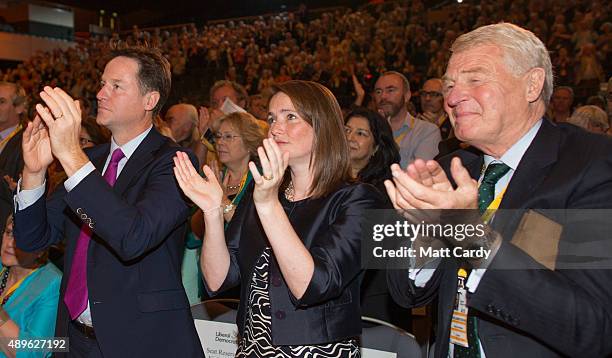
[0,215,61,358]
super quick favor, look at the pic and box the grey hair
[451,23,553,105]
[0,81,27,107]
[568,105,609,132]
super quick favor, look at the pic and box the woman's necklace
[284,181,295,202]
[223,170,249,214]
[0,268,10,305]
[227,183,241,190]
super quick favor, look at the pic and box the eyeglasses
[421,91,443,98]
[214,133,241,142]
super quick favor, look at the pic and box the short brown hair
[212,112,268,160]
[270,80,351,198]
[109,46,171,117]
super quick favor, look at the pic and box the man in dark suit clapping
[386,23,612,357]
[13,47,205,358]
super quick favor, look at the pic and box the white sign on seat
[194,319,397,358]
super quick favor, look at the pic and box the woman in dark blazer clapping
[174,80,382,357]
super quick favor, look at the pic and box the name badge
[449,269,470,348]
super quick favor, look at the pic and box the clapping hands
[248,138,289,205]
[173,152,224,214]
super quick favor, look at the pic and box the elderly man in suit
[0,81,26,233]
[13,47,204,357]
[385,23,612,357]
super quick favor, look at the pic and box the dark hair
[345,108,400,189]
[82,116,111,145]
[109,46,171,117]
[270,80,351,198]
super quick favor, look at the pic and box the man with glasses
[418,78,453,140]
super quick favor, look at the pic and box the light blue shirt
[15,126,153,326]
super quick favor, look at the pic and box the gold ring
[56,114,64,120]
[263,174,273,181]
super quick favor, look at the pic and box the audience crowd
[1,0,610,117]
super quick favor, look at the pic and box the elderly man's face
[166,104,195,143]
[443,45,530,149]
[0,85,23,130]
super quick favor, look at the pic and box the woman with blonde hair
[567,105,609,134]
[174,80,381,356]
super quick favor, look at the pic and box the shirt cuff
[466,268,486,293]
[408,257,441,287]
[410,268,436,287]
[64,162,95,192]
[14,178,46,211]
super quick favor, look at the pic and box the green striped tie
[454,162,510,358]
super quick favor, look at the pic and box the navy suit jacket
[388,120,612,357]
[14,128,204,358]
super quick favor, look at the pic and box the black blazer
[207,182,383,345]
[14,129,205,358]
[388,119,612,357]
[0,127,23,232]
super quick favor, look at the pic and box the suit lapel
[89,143,111,172]
[494,120,560,237]
[114,128,168,196]
[500,120,559,210]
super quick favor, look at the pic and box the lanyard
[0,124,22,149]
[393,115,414,145]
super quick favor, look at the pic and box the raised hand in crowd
[2,175,17,192]
[197,105,224,135]
[21,114,54,189]
[350,64,365,107]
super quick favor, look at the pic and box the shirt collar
[484,119,543,170]
[0,124,19,140]
[393,112,415,134]
[109,125,153,160]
